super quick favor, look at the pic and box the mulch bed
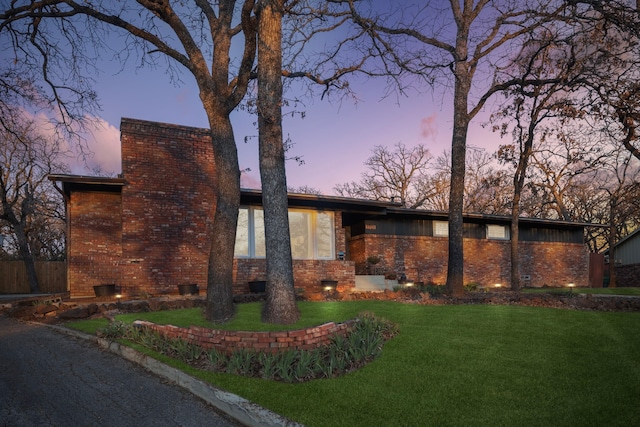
[2,289,638,325]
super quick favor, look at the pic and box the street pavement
[0,315,244,427]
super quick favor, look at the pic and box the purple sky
[42,9,505,196]
[80,62,503,195]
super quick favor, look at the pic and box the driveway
[0,315,243,427]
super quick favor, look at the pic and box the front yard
[69,300,640,426]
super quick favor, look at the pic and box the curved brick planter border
[133,319,356,354]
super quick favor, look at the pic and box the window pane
[234,208,249,257]
[254,209,266,257]
[434,220,449,237]
[487,224,508,240]
[289,211,312,259]
[316,212,334,258]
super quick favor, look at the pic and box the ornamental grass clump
[97,311,398,383]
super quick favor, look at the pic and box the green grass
[67,301,640,426]
[523,287,640,296]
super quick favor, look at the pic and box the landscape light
[494,283,502,288]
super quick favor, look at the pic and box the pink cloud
[421,114,438,141]
[240,170,261,189]
[65,117,121,176]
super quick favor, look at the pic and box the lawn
[69,301,640,426]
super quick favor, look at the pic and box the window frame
[234,206,335,260]
[486,224,510,240]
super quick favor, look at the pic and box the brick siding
[68,191,123,297]
[349,234,589,288]
[233,258,356,294]
[119,119,216,295]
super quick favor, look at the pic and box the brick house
[50,117,591,298]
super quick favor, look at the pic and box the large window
[235,207,335,260]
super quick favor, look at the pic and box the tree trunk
[204,111,241,322]
[510,191,522,292]
[15,225,40,293]
[608,197,617,288]
[510,130,535,293]
[446,60,470,297]
[1,195,40,293]
[257,0,299,324]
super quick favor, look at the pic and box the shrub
[97,320,128,339]
[98,312,398,383]
[464,282,480,292]
[419,282,446,296]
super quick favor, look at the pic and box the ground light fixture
[494,283,502,288]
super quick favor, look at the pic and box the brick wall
[68,191,122,297]
[349,234,589,288]
[133,319,354,354]
[233,259,356,294]
[120,118,216,295]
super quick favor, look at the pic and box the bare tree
[334,142,434,208]
[597,147,640,287]
[0,113,68,292]
[490,25,597,290]
[424,149,513,214]
[528,128,607,222]
[342,0,565,295]
[567,1,640,161]
[288,185,321,195]
[2,1,259,321]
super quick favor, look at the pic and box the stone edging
[133,320,355,354]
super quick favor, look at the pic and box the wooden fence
[0,261,67,294]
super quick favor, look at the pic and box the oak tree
[2,1,258,321]
[343,0,565,295]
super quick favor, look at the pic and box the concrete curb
[45,323,303,427]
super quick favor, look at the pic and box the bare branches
[334,142,434,209]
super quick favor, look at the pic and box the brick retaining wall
[133,320,355,354]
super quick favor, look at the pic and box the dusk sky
[81,61,503,195]
[19,5,506,196]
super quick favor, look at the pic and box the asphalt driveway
[0,315,243,427]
